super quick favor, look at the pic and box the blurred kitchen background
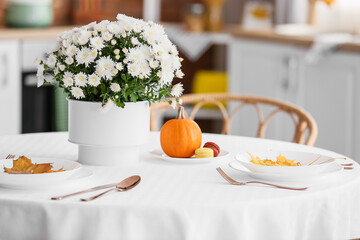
[0,0,360,160]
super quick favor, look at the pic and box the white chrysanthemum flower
[171,83,183,97]
[152,44,165,58]
[160,71,174,85]
[78,31,91,45]
[126,48,141,63]
[123,23,132,32]
[46,54,57,67]
[112,69,118,75]
[162,37,173,52]
[122,48,128,54]
[110,83,121,92]
[126,46,150,64]
[149,59,159,68]
[100,99,114,112]
[90,37,105,50]
[74,72,87,87]
[107,23,121,34]
[96,56,116,80]
[170,45,179,55]
[127,63,140,77]
[66,45,78,57]
[37,64,44,77]
[54,68,59,75]
[139,62,151,77]
[132,23,142,33]
[160,54,172,69]
[142,26,154,40]
[92,31,98,36]
[37,75,45,87]
[63,71,74,87]
[88,74,101,87]
[76,47,95,67]
[175,69,184,78]
[59,64,66,71]
[114,49,120,55]
[90,49,97,59]
[94,20,110,32]
[62,39,71,48]
[37,64,45,87]
[65,56,74,65]
[111,39,116,45]
[102,31,113,41]
[86,21,96,29]
[131,37,139,45]
[149,24,166,42]
[147,38,155,45]
[172,56,181,70]
[71,32,80,44]
[115,55,120,60]
[60,30,72,40]
[179,98,183,105]
[71,87,85,99]
[116,63,123,71]
[121,32,126,38]
[116,13,137,23]
[171,101,177,109]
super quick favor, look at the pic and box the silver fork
[5,154,15,159]
[216,167,308,191]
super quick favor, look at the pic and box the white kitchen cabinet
[228,39,302,142]
[228,38,360,160]
[298,52,360,160]
[0,40,21,135]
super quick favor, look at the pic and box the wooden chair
[150,93,318,146]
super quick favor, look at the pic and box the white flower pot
[68,99,150,166]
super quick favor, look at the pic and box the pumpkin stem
[177,106,188,119]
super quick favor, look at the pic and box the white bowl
[0,157,82,186]
[234,151,337,177]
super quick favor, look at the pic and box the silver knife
[51,182,118,200]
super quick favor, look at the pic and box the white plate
[229,160,343,182]
[235,151,337,178]
[0,157,82,187]
[149,149,230,163]
[0,168,93,190]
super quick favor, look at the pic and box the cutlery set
[1,153,356,197]
[51,175,141,201]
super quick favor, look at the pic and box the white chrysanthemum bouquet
[37,14,184,108]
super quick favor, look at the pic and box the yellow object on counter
[195,147,214,158]
[192,70,227,94]
[192,70,227,108]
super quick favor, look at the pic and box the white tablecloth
[0,132,360,240]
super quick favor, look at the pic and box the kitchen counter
[1,25,360,53]
[0,26,74,40]
[230,27,360,53]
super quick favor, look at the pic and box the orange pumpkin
[160,106,202,158]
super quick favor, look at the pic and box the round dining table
[0,132,360,240]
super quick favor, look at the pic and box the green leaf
[101,83,106,93]
[115,101,125,108]
[130,93,138,102]
[121,74,126,81]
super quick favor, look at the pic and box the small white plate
[229,160,343,182]
[0,157,82,187]
[235,151,337,177]
[0,168,93,190]
[149,149,230,163]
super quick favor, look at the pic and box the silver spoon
[81,175,141,201]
